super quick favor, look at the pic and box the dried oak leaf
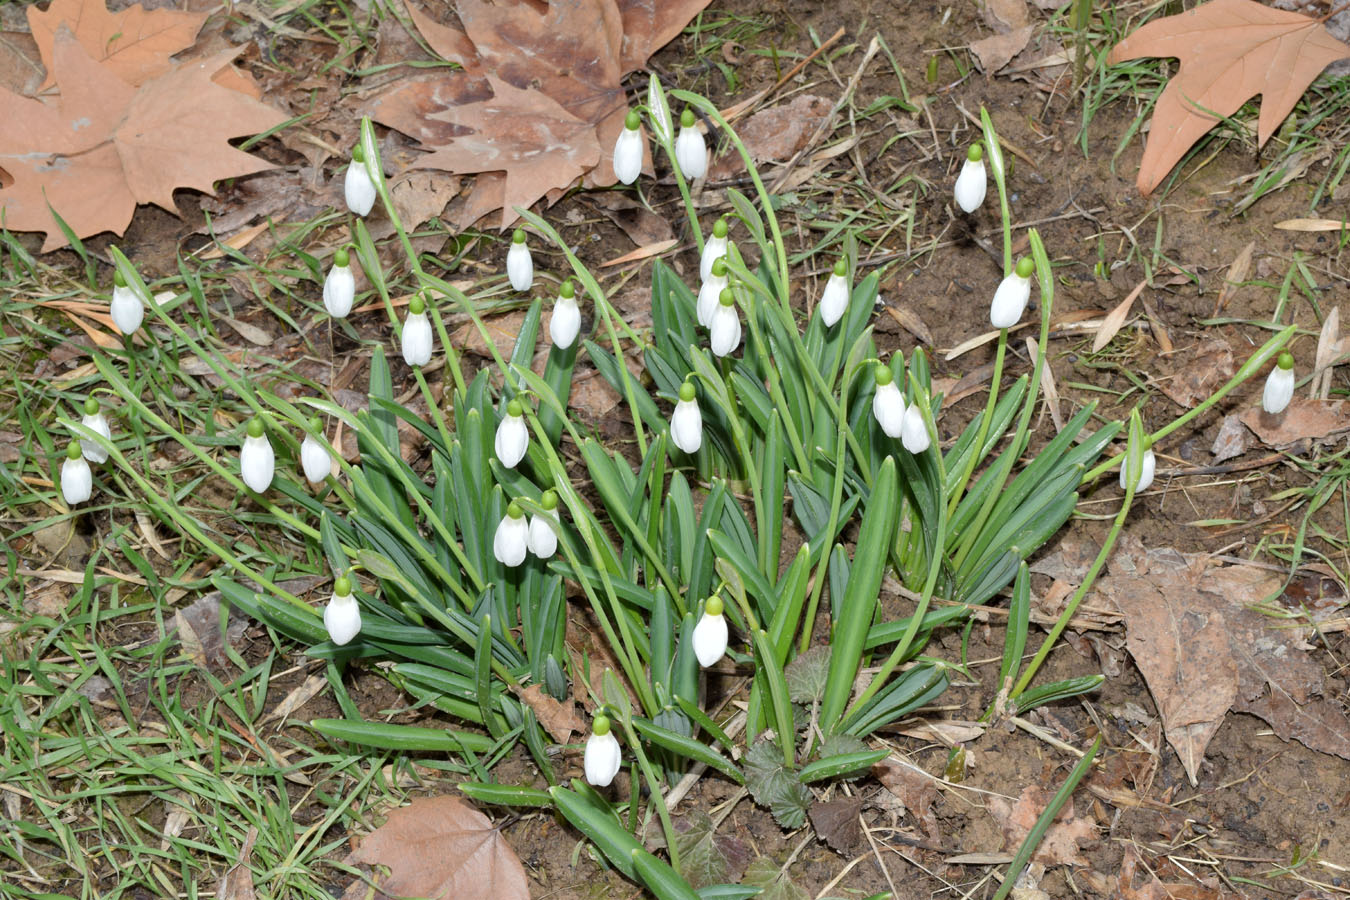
[350,795,529,900]
[987,785,1096,867]
[1108,0,1350,195]
[0,31,285,252]
[28,0,208,88]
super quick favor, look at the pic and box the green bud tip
[409,295,426,315]
[967,144,983,163]
[352,145,365,163]
[334,248,349,267]
[66,443,82,461]
[334,575,351,596]
[711,257,728,277]
[246,417,265,438]
[1015,257,1034,278]
[1277,351,1294,370]
[678,381,696,402]
[113,271,127,288]
[512,228,526,244]
[593,715,611,736]
[712,218,728,238]
[559,280,574,298]
[718,287,735,307]
[706,596,724,616]
[308,415,322,433]
[541,489,558,510]
[506,501,524,519]
[624,110,640,130]
[680,108,695,128]
[506,399,523,418]
[874,365,893,386]
[832,259,847,277]
[83,397,100,416]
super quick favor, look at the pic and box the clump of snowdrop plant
[1120,438,1156,493]
[584,714,622,787]
[550,280,581,349]
[954,144,987,213]
[507,229,533,292]
[528,490,559,559]
[61,443,92,505]
[345,145,376,216]
[990,256,1035,329]
[110,270,144,336]
[324,574,362,646]
[701,217,729,282]
[670,380,702,454]
[819,259,850,327]
[402,294,433,367]
[1263,351,1295,415]
[324,248,355,318]
[240,416,275,493]
[709,287,741,357]
[494,501,529,567]
[495,399,529,469]
[872,364,906,438]
[300,416,332,485]
[697,257,728,327]
[613,110,644,185]
[692,596,728,667]
[79,398,111,464]
[675,108,707,179]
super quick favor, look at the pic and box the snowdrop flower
[528,490,559,559]
[506,229,533,292]
[701,218,729,282]
[584,715,622,787]
[675,108,707,179]
[401,294,433,367]
[110,271,144,336]
[990,257,1034,330]
[1119,444,1156,494]
[710,288,741,357]
[613,110,644,185]
[670,380,702,454]
[1262,351,1295,415]
[345,145,376,216]
[693,596,728,668]
[820,259,850,327]
[61,443,92,505]
[901,403,931,454]
[300,416,333,485]
[240,416,275,493]
[697,257,728,327]
[550,280,581,349]
[872,365,906,438]
[495,399,529,469]
[323,248,355,318]
[954,144,987,213]
[494,501,529,568]
[647,75,673,146]
[79,398,111,464]
[324,574,362,646]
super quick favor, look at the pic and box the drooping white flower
[240,417,275,493]
[990,257,1034,330]
[61,443,92,505]
[493,502,529,568]
[697,257,728,327]
[901,403,931,454]
[820,259,850,327]
[700,218,729,282]
[693,596,728,668]
[647,75,673,146]
[954,144,987,213]
[79,397,111,464]
[324,575,362,646]
[110,271,144,336]
[709,288,741,357]
[675,108,707,179]
[344,145,376,216]
[506,229,533,292]
[613,110,644,185]
[872,365,906,438]
[1119,447,1156,494]
[324,248,355,318]
[495,399,529,469]
[1262,351,1295,415]
[670,381,702,454]
[528,490,559,559]
[401,294,433,367]
[550,280,581,349]
[300,416,333,485]
[584,715,623,787]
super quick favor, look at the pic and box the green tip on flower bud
[1277,351,1294,370]
[712,257,728,277]
[832,259,847,277]
[334,248,349,268]
[624,110,640,130]
[308,415,322,433]
[84,397,100,416]
[718,287,735,307]
[712,218,728,238]
[1015,257,1035,278]
[593,715,611,736]
[874,365,893,386]
[678,381,696,402]
[352,145,365,163]
[409,294,426,315]
[66,442,82,461]
[507,501,524,519]
[541,489,559,510]
[507,399,523,418]
[706,596,724,616]
[680,108,695,127]
[113,271,127,288]
[559,279,575,298]
[512,228,526,244]
[334,575,351,596]
[967,144,983,163]
[246,417,265,438]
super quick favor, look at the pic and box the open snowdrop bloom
[697,257,728,327]
[506,229,533,292]
[584,715,622,787]
[1262,351,1295,415]
[701,217,729,282]
[954,144,987,213]
[693,596,728,667]
[901,403,930,454]
[872,365,906,438]
[495,399,529,469]
[990,257,1035,330]
[670,380,702,454]
[110,271,144,336]
[401,294,433,367]
[80,398,111,464]
[710,288,741,357]
[550,280,581,349]
[324,574,362,646]
[300,416,333,485]
[240,416,275,493]
[345,145,376,216]
[323,248,355,318]
[528,490,559,559]
[494,501,529,568]
[1119,443,1156,494]
[613,110,644,185]
[820,259,850,327]
[61,443,92,505]
[675,108,707,179]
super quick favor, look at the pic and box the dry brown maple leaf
[0,31,286,252]
[1108,0,1350,194]
[350,795,529,900]
[28,0,208,88]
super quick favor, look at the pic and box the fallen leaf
[707,94,832,180]
[1240,398,1350,446]
[742,856,808,900]
[1275,217,1350,231]
[390,171,461,231]
[589,193,675,248]
[599,239,679,267]
[216,827,258,900]
[1093,280,1147,352]
[28,0,208,89]
[1157,339,1234,409]
[1117,845,1170,900]
[510,684,584,744]
[263,674,328,725]
[971,24,1036,73]
[985,0,1031,31]
[1107,0,1350,194]
[1210,414,1248,462]
[1212,240,1255,315]
[987,785,1096,867]
[350,796,529,900]
[809,797,863,856]
[1310,306,1342,399]
[872,757,940,837]
[883,302,935,346]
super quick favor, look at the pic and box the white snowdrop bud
[709,288,741,357]
[1120,446,1156,494]
[697,257,729,328]
[240,417,275,494]
[528,490,560,559]
[990,257,1034,330]
[300,416,333,485]
[506,229,533,292]
[344,145,376,217]
[954,144,987,213]
[324,248,355,318]
[872,365,906,438]
[647,75,673,146]
[494,502,529,568]
[495,399,529,469]
[901,403,931,454]
[670,380,703,455]
[550,280,582,349]
[401,294,434,367]
[110,271,144,336]
[584,715,623,787]
[613,110,644,185]
[79,397,111,464]
[820,259,850,327]
[700,218,729,282]
[675,108,707,179]
[1262,351,1295,415]
[324,575,362,646]
[693,596,728,668]
[61,443,92,505]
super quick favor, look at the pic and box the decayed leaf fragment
[987,785,1096,867]
[1107,0,1350,194]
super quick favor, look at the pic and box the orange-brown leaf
[1107,0,1350,194]
[28,0,207,88]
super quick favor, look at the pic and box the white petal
[507,242,533,292]
[872,381,906,438]
[710,304,741,357]
[550,296,581,348]
[80,413,111,464]
[344,161,376,216]
[110,284,144,335]
[820,273,849,327]
[671,398,703,454]
[990,273,1031,329]
[613,128,644,185]
[696,273,727,327]
[324,592,362,645]
[493,515,529,567]
[528,514,558,559]
[61,456,93,504]
[700,235,727,283]
[1120,448,1156,493]
[675,125,707,179]
[241,434,275,493]
[495,415,529,469]
[901,404,930,454]
[1262,366,1294,415]
[323,264,355,318]
[954,158,987,213]
[301,435,333,485]
[401,312,433,367]
[584,731,623,787]
[692,612,728,667]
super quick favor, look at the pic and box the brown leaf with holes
[1107,0,1350,194]
[28,0,208,89]
[987,785,1096,867]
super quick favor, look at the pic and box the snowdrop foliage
[324,575,362,646]
[528,490,559,559]
[954,144,987,213]
[110,271,144,336]
[901,403,930,454]
[701,218,729,282]
[697,257,728,327]
[324,248,355,318]
[710,288,741,357]
[990,257,1034,330]
[240,417,275,494]
[872,365,906,439]
[613,110,644,185]
[494,502,529,568]
[401,295,433,367]
[495,400,529,469]
[820,259,849,327]
[647,76,673,146]
[506,229,533,292]
[584,715,622,787]
[550,280,581,349]
[675,108,707,179]
[345,145,376,216]
[300,416,332,485]
[61,443,92,505]
[670,380,702,454]
[1263,352,1295,415]
[693,596,728,667]
[1120,446,1156,494]
[80,398,111,464]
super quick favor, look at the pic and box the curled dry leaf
[510,684,585,744]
